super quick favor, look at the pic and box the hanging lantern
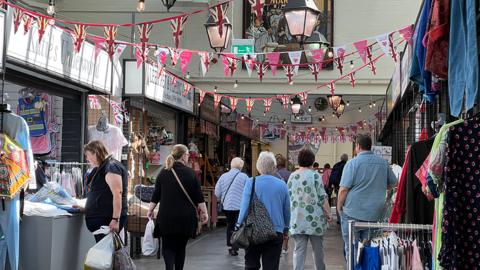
[334,100,346,118]
[327,94,342,110]
[284,0,321,45]
[161,0,177,12]
[291,96,302,114]
[204,15,232,52]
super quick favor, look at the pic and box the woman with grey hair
[237,151,291,270]
[215,157,249,256]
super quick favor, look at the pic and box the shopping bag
[142,219,158,256]
[84,226,114,270]
[113,232,137,270]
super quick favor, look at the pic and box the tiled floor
[134,223,346,270]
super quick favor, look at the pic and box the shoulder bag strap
[247,177,256,213]
[221,171,241,204]
[171,168,197,212]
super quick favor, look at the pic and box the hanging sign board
[372,146,392,164]
[232,39,254,57]
[6,11,120,94]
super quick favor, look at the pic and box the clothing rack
[45,161,90,166]
[347,221,433,270]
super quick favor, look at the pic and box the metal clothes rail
[45,161,90,166]
[347,221,433,270]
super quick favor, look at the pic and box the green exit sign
[232,39,255,57]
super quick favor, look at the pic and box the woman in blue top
[237,151,291,270]
[288,149,333,270]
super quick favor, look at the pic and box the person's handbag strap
[171,168,197,211]
[222,171,241,205]
[247,177,256,212]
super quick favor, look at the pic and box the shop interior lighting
[47,0,56,15]
[346,101,350,106]
[186,72,190,79]
[350,61,354,69]
[137,0,145,12]
[358,107,362,113]
[308,106,312,113]
[233,80,238,88]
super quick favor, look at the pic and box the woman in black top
[147,144,208,270]
[83,140,128,242]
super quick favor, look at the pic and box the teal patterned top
[287,169,328,236]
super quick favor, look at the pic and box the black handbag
[231,177,278,249]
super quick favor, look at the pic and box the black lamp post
[284,0,321,46]
[205,15,232,52]
[161,0,176,12]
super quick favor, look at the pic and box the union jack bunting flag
[263,98,272,113]
[103,26,118,60]
[138,23,153,59]
[298,92,308,105]
[255,63,268,82]
[277,95,290,110]
[170,16,188,48]
[230,97,238,111]
[109,100,124,125]
[209,3,229,36]
[23,15,33,35]
[37,16,50,44]
[73,24,88,53]
[13,9,24,34]
[88,95,101,110]
[248,0,264,20]
[246,98,255,113]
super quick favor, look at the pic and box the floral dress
[288,169,328,236]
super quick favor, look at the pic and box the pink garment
[30,134,51,154]
[411,240,423,270]
[415,154,434,201]
[322,169,332,187]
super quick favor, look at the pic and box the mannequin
[96,111,109,132]
[87,112,127,161]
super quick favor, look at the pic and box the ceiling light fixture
[137,0,145,12]
[233,80,238,88]
[47,0,56,15]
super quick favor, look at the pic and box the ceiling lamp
[291,96,302,114]
[161,0,176,12]
[327,95,342,110]
[47,0,56,15]
[205,15,232,52]
[284,0,321,46]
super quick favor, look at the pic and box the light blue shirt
[237,175,291,233]
[214,168,248,211]
[340,151,397,221]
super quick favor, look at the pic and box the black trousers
[224,210,240,249]
[245,233,283,270]
[162,234,190,270]
[85,216,127,242]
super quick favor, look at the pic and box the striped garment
[214,168,248,211]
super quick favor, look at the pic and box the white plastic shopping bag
[142,219,158,256]
[85,226,115,270]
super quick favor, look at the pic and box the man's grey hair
[341,154,348,162]
[256,151,277,175]
[230,157,244,170]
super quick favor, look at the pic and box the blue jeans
[448,0,479,116]
[340,212,368,268]
[0,197,20,270]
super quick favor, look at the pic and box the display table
[19,214,96,270]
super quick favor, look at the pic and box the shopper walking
[83,140,129,242]
[237,151,291,270]
[330,154,348,224]
[288,149,333,270]
[215,157,249,256]
[147,144,209,270]
[337,134,397,265]
[322,164,332,204]
[275,154,291,183]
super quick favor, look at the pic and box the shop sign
[232,39,254,57]
[6,13,119,94]
[200,95,220,124]
[400,45,412,98]
[290,114,312,124]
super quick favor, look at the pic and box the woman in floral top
[288,149,333,270]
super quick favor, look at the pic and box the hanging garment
[448,0,479,117]
[410,0,435,102]
[389,146,411,223]
[0,112,34,270]
[88,124,128,161]
[411,240,423,270]
[0,134,30,198]
[439,118,480,268]
[17,95,47,137]
[425,0,449,79]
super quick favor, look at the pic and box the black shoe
[229,248,239,256]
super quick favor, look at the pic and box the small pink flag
[267,52,281,76]
[182,83,191,97]
[398,25,414,46]
[311,49,326,68]
[92,37,105,61]
[353,40,369,64]
[156,48,170,66]
[135,47,143,68]
[221,54,230,77]
[180,50,193,76]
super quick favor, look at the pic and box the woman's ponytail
[165,154,175,170]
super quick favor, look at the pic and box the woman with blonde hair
[147,144,208,270]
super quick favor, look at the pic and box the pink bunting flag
[221,54,230,77]
[182,83,191,97]
[246,98,255,113]
[114,44,127,61]
[284,66,295,84]
[398,25,414,46]
[180,50,193,76]
[277,95,290,110]
[312,49,326,66]
[156,48,170,66]
[288,51,302,74]
[264,98,272,113]
[23,15,33,35]
[353,40,369,64]
[299,92,308,105]
[135,47,143,68]
[214,94,222,110]
[267,52,281,76]
[230,97,238,111]
[199,91,206,105]
[92,37,105,60]
[199,52,212,77]
[375,33,395,61]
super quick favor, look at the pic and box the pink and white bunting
[180,50,193,76]
[398,25,414,46]
[264,98,272,113]
[284,66,295,84]
[267,52,281,76]
[246,98,255,113]
[299,92,308,105]
[230,97,238,111]
[92,36,104,60]
[181,83,191,97]
[114,44,127,61]
[375,33,393,60]
[353,40,369,64]
[277,95,290,110]
[288,51,302,74]
[88,95,101,110]
[199,52,212,77]
[244,54,256,77]
[169,48,181,67]
[214,94,222,110]
[249,0,264,20]
[256,63,268,82]
[170,16,188,48]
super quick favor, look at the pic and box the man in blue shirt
[337,134,397,265]
[215,157,249,256]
